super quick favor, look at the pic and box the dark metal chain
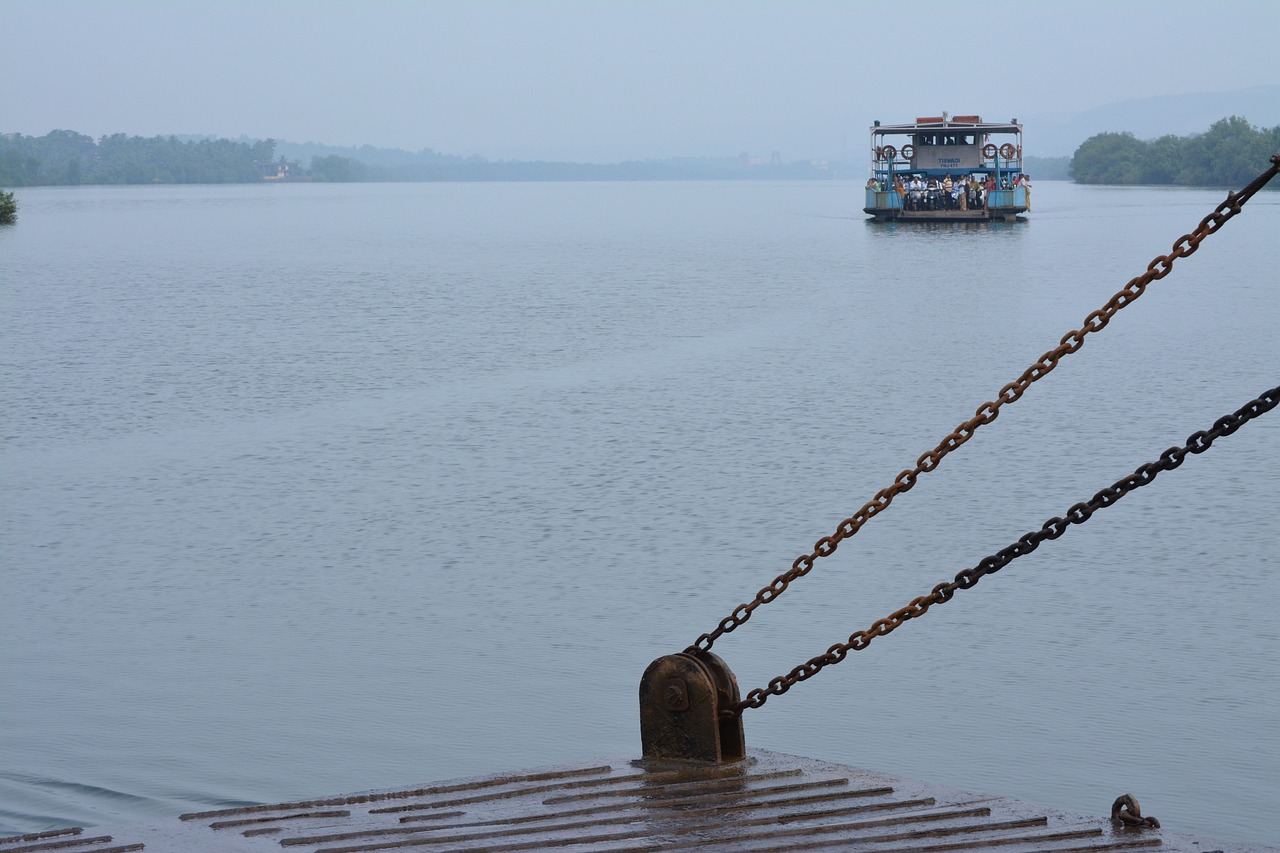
[688,153,1280,656]
[1112,794,1160,829]
[728,385,1279,715]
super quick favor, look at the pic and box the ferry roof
[873,118,1022,134]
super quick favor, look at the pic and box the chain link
[729,385,1279,715]
[1111,794,1160,829]
[688,154,1280,656]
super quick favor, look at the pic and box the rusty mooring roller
[639,649,745,763]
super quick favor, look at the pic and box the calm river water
[1,179,1276,846]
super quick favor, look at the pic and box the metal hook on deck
[639,649,745,763]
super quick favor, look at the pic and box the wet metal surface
[4,750,1272,853]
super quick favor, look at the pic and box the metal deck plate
[2,750,1270,853]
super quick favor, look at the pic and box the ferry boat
[864,113,1029,222]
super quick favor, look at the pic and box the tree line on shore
[0,130,839,185]
[2,117,1277,189]
[1070,116,1278,186]
[0,130,277,186]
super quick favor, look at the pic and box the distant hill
[1024,85,1279,156]
[267,138,469,168]
[260,138,844,181]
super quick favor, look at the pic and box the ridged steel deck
[2,750,1269,853]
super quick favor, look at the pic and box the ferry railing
[982,184,1027,211]
[865,187,903,210]
[986,188,1015,209]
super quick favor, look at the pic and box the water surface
[1,180,1276,844]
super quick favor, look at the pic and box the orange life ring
[882,144,897,159]
[999,143,1016,159]
[982,143,998,159]
[900,144,915,159]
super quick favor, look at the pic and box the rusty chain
[1111,794,1160,829]
[727,385,1279,715]
[688,153,1280,657]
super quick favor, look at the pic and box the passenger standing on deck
[1020,174,1032,211]
[942,174,953,209]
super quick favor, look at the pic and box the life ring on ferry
[900,144,915,159]
[999,143,1016,159]
[982,143,998,159]
[882,144,897,159]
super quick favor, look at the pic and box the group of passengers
[866,173,1028,211]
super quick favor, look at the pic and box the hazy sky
[2,0,1277,162]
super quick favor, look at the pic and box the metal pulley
[639,649,745,763]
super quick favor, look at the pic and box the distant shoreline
[3,118,1275,189]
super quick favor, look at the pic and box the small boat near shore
[864,112,1029,222]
